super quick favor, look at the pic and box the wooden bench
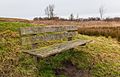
[19,25,91,58]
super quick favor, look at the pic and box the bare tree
[76,14,79,19]
[99,6,105,20]
[45,6,50,18]
[69,13,74,21]
[76,14,79,21]
[45,4,55,19]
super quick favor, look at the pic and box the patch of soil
[54,61,91,77]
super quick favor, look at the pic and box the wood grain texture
[23,40,91,58]
[21,32,78,45]
[20,25,78,36]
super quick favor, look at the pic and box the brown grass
[0,17,30,23]
[78,27,120,41]
[32,20,120,27]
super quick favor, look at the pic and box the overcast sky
[0,0,120,19]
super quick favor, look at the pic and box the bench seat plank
[23,40,91,58]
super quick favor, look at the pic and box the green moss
[0,22,33,32]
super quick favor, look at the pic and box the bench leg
[70,48,74,51]
[34,56,40,63]
[33,56,40,77]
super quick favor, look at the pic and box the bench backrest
[19,25,78,49]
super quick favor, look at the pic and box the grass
[0,22,120,77]
[0,17,30,23]
[75,35,120,77]
[0,22,33,32]
[78,26,120,41]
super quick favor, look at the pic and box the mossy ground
[0,22,120,77]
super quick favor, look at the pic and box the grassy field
[78,26,120,41]
[77,21,120,42]
[32,20,120,27]
[32,20,120,41]
[0,17,30,23]
[0,22,120,77]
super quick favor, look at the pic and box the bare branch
[45,4,55,19]
[99,6,105,20]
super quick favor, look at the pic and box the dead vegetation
[78,26,120,41]
[0,17,30,23]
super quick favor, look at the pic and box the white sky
[0,0,120,19]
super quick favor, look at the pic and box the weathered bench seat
[19,25,91,58]
[23,39,90,58]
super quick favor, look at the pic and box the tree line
[33,4,120,22]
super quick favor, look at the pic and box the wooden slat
[21,32,78,45]
[23,40,92,58]
[20,25,78,36]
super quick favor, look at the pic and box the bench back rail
[20,25,77,36]
[20,25,78,50]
